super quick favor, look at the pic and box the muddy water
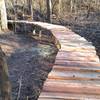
[0,33,58,100]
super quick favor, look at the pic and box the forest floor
[0,32,58,100]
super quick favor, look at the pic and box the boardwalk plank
[39,92,100,100]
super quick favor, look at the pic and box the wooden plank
[57,51,97,57]
[43,81,100,95]
[54,60,100,67]
[48,71,100,81]
[61,45,97,53]
[39,92,100,100]
[45,79,100,86]
[53,65,100,72]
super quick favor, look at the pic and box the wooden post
[0,47,12,100]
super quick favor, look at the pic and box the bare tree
[27,0,33,20]
[70,0,77,13]
[46,0,52,23]
[58,0,62,16]
[0,0,8,30]
[70,0,74,12]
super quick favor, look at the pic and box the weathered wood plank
[53,65,100,72]
[43,82,100,95]
[39,92,100,100]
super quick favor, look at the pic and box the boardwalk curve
[8,20,100,100]
[37,22,100,100]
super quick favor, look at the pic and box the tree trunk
[0,0,8,30]
[58,0,62,17]
[70,0,74,12]
[46,0,52,23]
[27,0,33,20]
[0,47,12,100]
[86,2,91,18]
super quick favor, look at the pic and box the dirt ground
[0,32,58,100]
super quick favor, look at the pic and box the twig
[17,76,22,100]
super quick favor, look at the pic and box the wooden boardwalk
[8,20,100,100]
[36,23,100,100]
